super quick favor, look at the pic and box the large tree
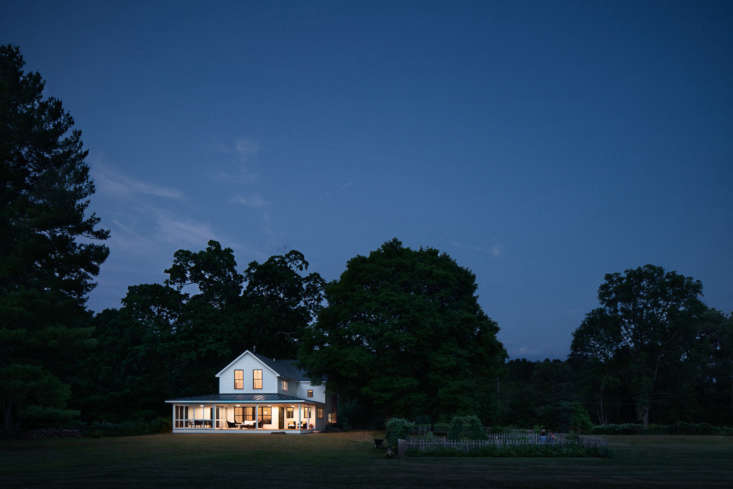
[0,45,108,432]
[299,238,506,425]
[570,265,706,426]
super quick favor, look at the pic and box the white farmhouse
[166,350,336,433]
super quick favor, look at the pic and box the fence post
[398,438,407,457]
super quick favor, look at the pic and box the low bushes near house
[83,417,171,437]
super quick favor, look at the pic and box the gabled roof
[257,355,310,381]
[214,349,310,381]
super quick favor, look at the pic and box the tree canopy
[299,238,507,425]
[0,45,108,432]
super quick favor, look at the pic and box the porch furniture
[243,420,257,429]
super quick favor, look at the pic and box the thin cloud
[93,164,184,200]
[230,193,270,208]
[212,138,260,183]
[451,240,504,257]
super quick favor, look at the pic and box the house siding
[218,352,278,394]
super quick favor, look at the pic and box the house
[165,350,336,433]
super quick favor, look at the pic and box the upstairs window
[282,380,288,391]
[307,389,313,398]
[234,369,244,390]
[253,369,263,389]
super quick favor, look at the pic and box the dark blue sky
[3,1,731,359]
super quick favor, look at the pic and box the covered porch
[166,394,324,433]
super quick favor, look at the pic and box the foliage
[299,238,506,425]
[433,422,450,435]
[591,423,733,436]
[385,417,415,447]
[0,45,108,434]
[570,403,593,434]
[406,443,609,458]
[571,265,707,427]
[448,415,488,440]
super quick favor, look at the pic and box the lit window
[282,380,288,391]
[253,369,263,389]
[303,407,311,418]
[234,369,244,389]
[259,406,272,424]
[317,407,324,419]
[286,407,294,418]
[328,412,337,423]
[307,389,313,398]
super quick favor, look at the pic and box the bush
[433,422,450,436]
[406,443,609,458]
[385,418,415,448]
[570,404,593,434]
[448,415,488,440]
[20,405,80,430]
[82,417,170,437]
[591,423,733,435]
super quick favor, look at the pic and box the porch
[167,395,324,433]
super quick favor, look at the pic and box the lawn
[1,431,732,488]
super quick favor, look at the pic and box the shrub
[385,418,415,448]
[406,443,609,458]
[590,423,733,435]
[448,415,488,440]
[433,422,450,436]
[20,405,80,430]
[570,404,593,434]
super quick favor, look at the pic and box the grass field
[1,431,732,488]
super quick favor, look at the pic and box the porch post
[255,404,259,430]
[171,404,175,431]
[297,403,301,432]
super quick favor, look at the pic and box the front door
[278,407,284,429]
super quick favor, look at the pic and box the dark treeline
[2,45,732,435]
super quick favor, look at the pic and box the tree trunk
[598,378,607,425]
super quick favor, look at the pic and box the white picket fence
[399,432,607,455]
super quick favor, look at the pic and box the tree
[241,250,325,358]
[299,238,506,425]
[0,45,108,433]
[569,309,622,424]
[571,265,706,426]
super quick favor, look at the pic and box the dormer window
[307,389,313,398]
[234,369,244,390]
[282,380,288,391]
[253,369,263,389]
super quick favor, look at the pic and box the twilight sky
[2,1,731,360]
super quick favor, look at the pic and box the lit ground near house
[1,431,732,488]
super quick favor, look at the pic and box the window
[317,407,324,419]
[234,369,244,389]
[307,389,313,398]
[303,407,311,418]
[253,369,263,389]
[282,380,288,391]
[234,406,255,422]
[286,407,294,418]
[328,412,337,424]
[259,406,272,424]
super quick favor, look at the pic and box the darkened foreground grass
[1,431,732,488]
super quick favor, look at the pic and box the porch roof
[164,393,324,405]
